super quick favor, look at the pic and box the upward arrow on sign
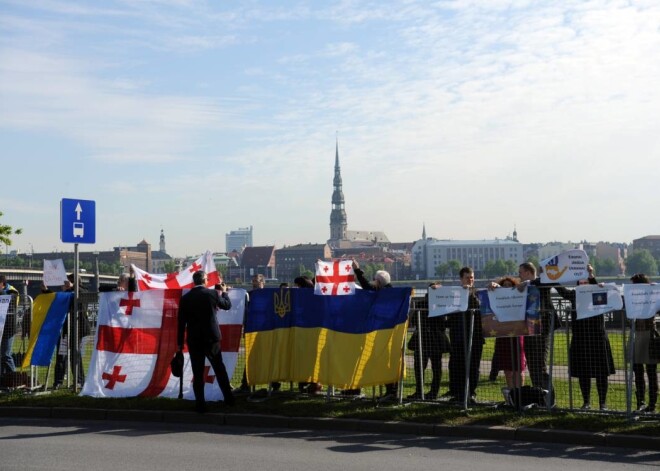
[75,203,82,221]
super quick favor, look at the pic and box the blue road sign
[61,198,96,244]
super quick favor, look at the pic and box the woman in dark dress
[557,265,615,410]
[628,273,658,412]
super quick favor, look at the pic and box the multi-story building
[240,246,276,280]
[413,237,523,279]
[275,243,332,282]
[225,226,253,254]
[632,235,660,259]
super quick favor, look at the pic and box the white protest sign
[539,249,589,284]
[43,259,67,287]
[623,284,660,320]
[575,284,623,320]
[0,295,11,340]
[428,286,469,317]
[487,286,527,322]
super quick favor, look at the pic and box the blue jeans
[0,334,16,376]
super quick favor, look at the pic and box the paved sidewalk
[1,406,658,451]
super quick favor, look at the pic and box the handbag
[649,328,660,361]
[170,351,184,378]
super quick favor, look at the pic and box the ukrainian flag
[22,292,73,367]
[244,287,412,389]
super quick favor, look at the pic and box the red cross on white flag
[132,250,221,291]
[314,260,356,296]
[81,288,245,401]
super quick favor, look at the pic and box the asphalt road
[0,418,658,471]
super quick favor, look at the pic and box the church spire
[329,135,347,245]
[422,222,427,240]
[159,228,166,253]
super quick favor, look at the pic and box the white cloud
[2,0,660,255]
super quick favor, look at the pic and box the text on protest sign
[539,249,589,284]
[43,259,67,287]
[623,284,660,320]
[428,286,468,317]
[575,284,623,320]
[0,295,11,340]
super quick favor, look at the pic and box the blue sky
[1,0,659,258]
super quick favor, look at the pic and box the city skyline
[1,1,659,258]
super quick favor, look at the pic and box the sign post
[60,198,96,391]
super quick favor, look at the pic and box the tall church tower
[329,138,348,246]
[159,228,166,253]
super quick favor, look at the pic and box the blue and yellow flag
[22,292,73,368]
[244,287,412,388]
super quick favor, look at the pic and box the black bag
[170,351,184,378]
[649,329,660,361]
[508,386,548,407]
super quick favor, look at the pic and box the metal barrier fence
[400,294,654,416]
[1,290,658,420]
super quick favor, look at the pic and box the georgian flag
[81,289,245,400]
[132,250,220,291]
[314,260,356,295]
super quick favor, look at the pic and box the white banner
[487,286,527,322]
[575,284,623,320]
[0,295,11,341]
[43,259,67,287]
[623,284,660,320]
[428,286,469,317]
[539,249,589,284]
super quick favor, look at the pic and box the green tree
[505,259,517,275]
[626,249,658,276]
[163,260,177,273]
[484,259,507,279]
[435,263,449,280]
[483,260,497,279]
[1,211,23,266]
[447,259,461,279]
[0,211,22,248]
[591,257,618,276]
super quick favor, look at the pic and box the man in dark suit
[177,270,235,412]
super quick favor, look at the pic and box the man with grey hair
[117,273,129,291]
[177,270,234,412]
[352,259,397,401]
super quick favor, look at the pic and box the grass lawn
[1,387,658,438]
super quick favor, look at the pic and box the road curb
[1,407,658,451]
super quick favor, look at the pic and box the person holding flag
[352,259,398,402]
